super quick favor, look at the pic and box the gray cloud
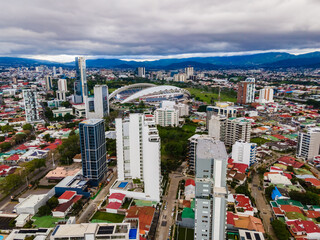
[0,0,320,59]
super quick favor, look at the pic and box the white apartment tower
[297,128,320,161]
[23,90,41,123]
[56,79,68,101]
[115,113,161,202]
[258,87,274,103]
[155,108,179,127]
[185,67,194,79]
[137,67,146,78]
[208,115,226,141]
[232,140,257,166]
[194,138,228,240]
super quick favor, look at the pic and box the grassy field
[186,88,237,103]
[176,227,194,240]
[32,216,64,228]
[286,212,307,220]
[91,212,125,223]
[250,137,270,146]
[181,124,197,132]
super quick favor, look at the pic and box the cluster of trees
[271,220,290,240]
[289,190,320,205]
[57,131,80,165]
[157,125,195,172]
[106,139,116,157]
[0,158,46,194]
[38,196,59,216]
[44,107,75,122]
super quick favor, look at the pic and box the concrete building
[232,140,257,166]
[297,128,320,161]
[58,78,67,92]
[185,67,194,79]
[73,104,86,118]
[115,113,161,202]
[23,89,41,123]
[194,138,228,240]
[86,85,109,119]
[154,107,179,127]
[45,75,53,90]
[258,87,274,103]
[224,117,251,146]
[14,194,49,215]
[53,66,57,76]
[206,103,237,127]
[237,78,255,104]
[208,115,226,141]
[50,223,132,240]
[79,119,107,186]
[7,228,51,240]
[59,66,63,74]
[138,67,145,78]
[74,57,87,104]
[173,73,187,82]
[52,107,73,118]
[56,90,66,101]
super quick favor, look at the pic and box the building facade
[194,138,228,240]
[154,107,179,127]
[79,119,107,185]
[115,113,161,201]
[58,78,67,92]
[231,140,257,166]
[138,67,146,78]
[297,128,320,161]
[74,57,87,104]
[23,90,41,123]
[185,67,194,79]
[237,78,255,104]
[258,87,274,103]
[45,75,53,90]
[86,85,109,119]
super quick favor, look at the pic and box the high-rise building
[258,87,274,103]
[154,107,179,127]
[115,113,161,202]
[74,57,87,104]
[188,134,212,173]
[79,119,107,186]
[237,78,255,104]
[232,140,257,166]
[45,75,53,90]
[56,91,66,101]
[185,67,194,79]
[137,67,146,78]
[297,128,320,161]
[59,66,63,74]
[194,138,228,240]
[23,90,41,123]
[86,85,109,119]
[58,79,67,92]
[53,66,57,76]
[173,73,187,82]
[206,103,237,128]
[208,115,226,141]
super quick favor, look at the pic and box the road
[77,170,117,223]
[156,162,188,240]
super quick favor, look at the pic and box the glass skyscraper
[79,119,107,186]
[74,56,88,104]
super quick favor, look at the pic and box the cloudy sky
[0,0,319,62]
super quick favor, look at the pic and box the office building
[194,138,228,240]
[188,134,212,173]
[185,67,194,79]
[79,119,107,186]
[115,113,161,201]
[23,90,41,123]
[206,103,237,128]
[74,57,87,104]
[45,75,53,90]
[258,87,274,103]
[232,140,257,166]
[138,67,146,78]
[155,107,179,127]
[237,78,255,104]
[297,128,320,161]
[86,85,109,119]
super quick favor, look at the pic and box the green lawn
[91,212,125,223]
[286,212,307,220]
[186,88,237,103]
[32,215,64,228]
[177,227,194,240]
[122,199,132,209]
[182,124,197,132]
[250,137,270,145]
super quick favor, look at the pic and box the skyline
[0,0,319,62]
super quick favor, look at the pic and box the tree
[0,174,23,194]
[63,113,74,122]
[0,136,4,142]
[44,107,53,120]
[43,134,51,142]
[1,124,13,133]
[271,220,290,240]
[47,196,59,209]
[60,101,71,108]
[58,134,80,165]
[287,166,294,172]
[14,133,27,144]
[37,205,51,216]
[289,191,320,205]
[22,124,33,131]
[265,185,275,201]
[0,142,12,152]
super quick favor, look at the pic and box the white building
[86,85,109,119]
[14,194,48,215]
[231,140,257,166]
[56,91,66,101]
[208,115,226,141]
[52,107,73,118]
[258,87,274,103]
[154,107,179,127]
[115,113,161,202]
[58,79,67,92]
[137,67,146,78]
[297,128,320,161]
[160,100,189,117]
[237,78,255,104]
[185,67,194,79]
[23,90,41,123]
[173,73,187,82]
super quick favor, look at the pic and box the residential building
[231,140,257,166]
[50,223,132,240]
[23,89,41,123]
[115,113,161,201]
[154,107,179,127]
[45,75,53,90]
[208,115,226,141]
[58,78,67,92]
[138,67,145,78]
[194,138,228,240]
[297,127,320,161]
[237,78,255,104]
[79,119,107,186]
[206,103,237,127]
[59,66,63,74]
[53,66,57,76]
[258,87,274,103]
[86,85,109,119]
[56,90,66,101]
[185,67,194,79]
[173,73,187,82]
[74,57,87,104]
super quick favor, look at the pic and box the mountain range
[1,52,320,69]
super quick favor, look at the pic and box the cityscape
[0,1,320,240]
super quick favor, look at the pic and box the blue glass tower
[79,119,107,186]
[74,57,88,103]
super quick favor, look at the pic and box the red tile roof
[306,211,320,219]
[305,178,320,187]
[126,206,155,235]
[185,179,195,186]
[272,207,284,215]
[280,205,304,214]
[227,211,236,225]
[277,156,304,168]
[286,220,320,234]
[234,194,254,211]
[59,191,77,200]
[109,193,126,201]
[106,202,122,210]
[54,200,74,213]
[232,163,248,174]
[6,154,19,161]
